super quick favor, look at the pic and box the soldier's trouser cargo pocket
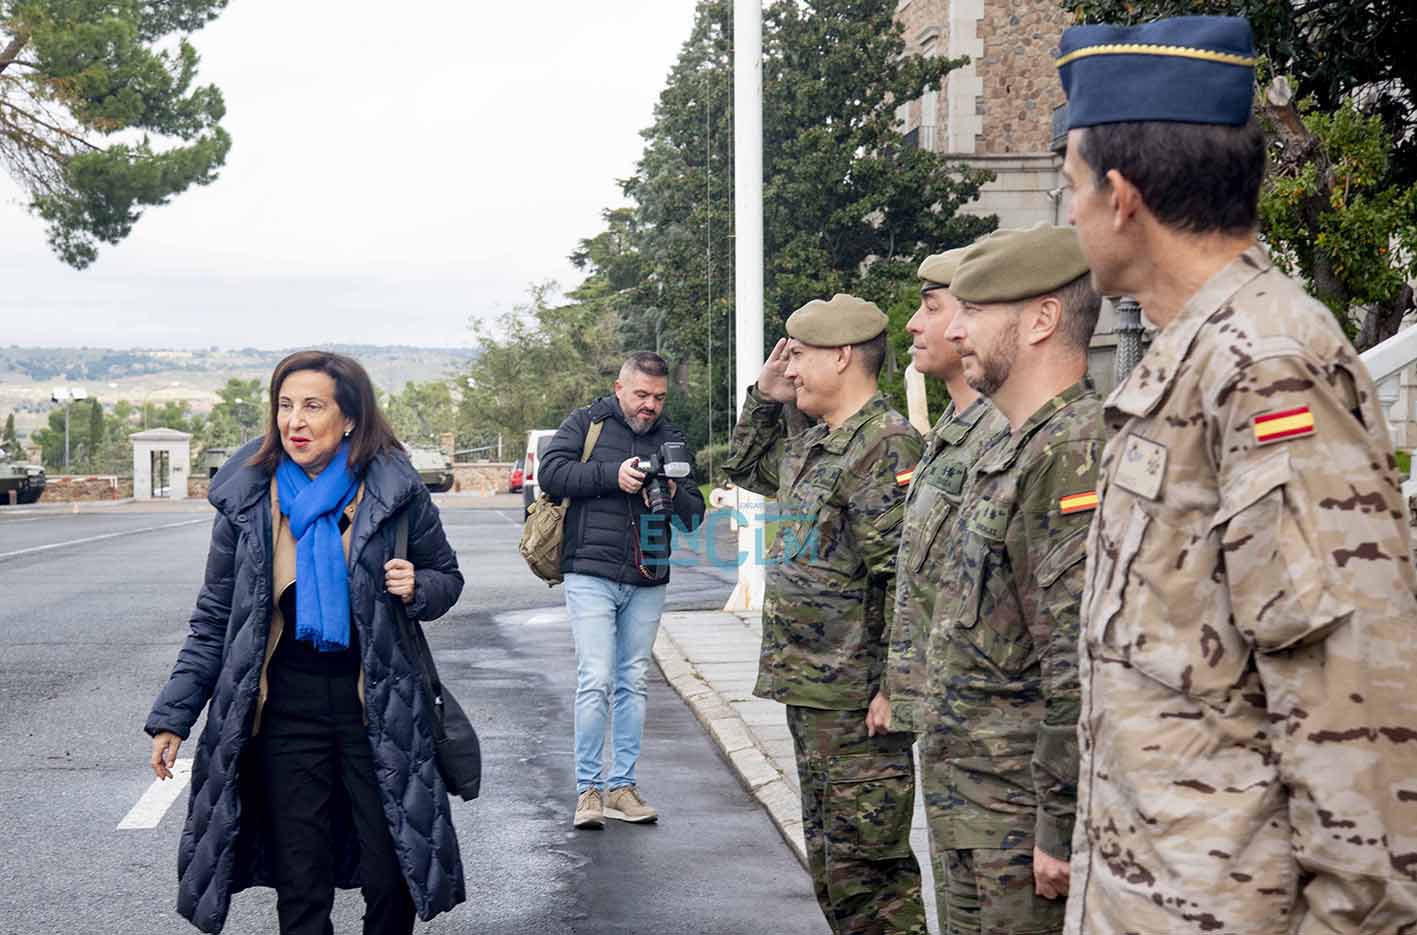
[787,705,927,935]
[826,753,916,860]
[942,848,1063,935]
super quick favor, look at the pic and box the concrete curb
[652,627,808,868]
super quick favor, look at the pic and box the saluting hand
[756,338,797,403]
[384,559,416,605]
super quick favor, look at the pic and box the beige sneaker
[573,789,604,829]
[604,785,658,823]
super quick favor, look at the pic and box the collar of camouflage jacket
[808,392,892,454]
[929,396,994,452]
[1107,243,1272,419]
[977,377,1097,474]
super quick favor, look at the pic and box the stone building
[894,0,1128,392]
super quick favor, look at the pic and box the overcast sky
[1,1,698,350]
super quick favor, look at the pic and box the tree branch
[0,29,31,77]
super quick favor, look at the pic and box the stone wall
[894,0,949,132]
[451,463,514,496]
[976,0,1071,154]
[38,475,132,502]
[894,0,1069,157]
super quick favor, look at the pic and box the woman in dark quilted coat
[145,351,466,934]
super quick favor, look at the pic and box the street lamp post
[50,386,88,472]
[1113,298,1147,385]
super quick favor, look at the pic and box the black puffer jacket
[539,395,705,586]
[145,440,467,933]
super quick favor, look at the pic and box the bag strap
[393,511,444,709]
[395,509,409,562]
[558,418,605,508]
[581,418,604,462]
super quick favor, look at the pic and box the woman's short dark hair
[1077,118,1266,236]
[248,350,403,473]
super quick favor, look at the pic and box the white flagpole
[725,0,765,612]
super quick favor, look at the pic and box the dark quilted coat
[145,440,467,933]
[539,395,705,586]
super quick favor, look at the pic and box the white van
[522,428,558,517]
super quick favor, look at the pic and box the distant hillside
[0,344,479,438]
[0,344,477,387]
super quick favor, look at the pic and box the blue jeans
[563,573,667,793]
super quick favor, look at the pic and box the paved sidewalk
[654,609,939,932]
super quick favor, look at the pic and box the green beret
[785,293,887,346]
[916,248,969,292]
[951,223,1090,304]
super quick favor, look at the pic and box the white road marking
[526,612,564,626]
[117,759,193,830]
[490,510,521,527]
[0,518,208,561]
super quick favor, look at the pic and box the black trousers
[255,659,415,935]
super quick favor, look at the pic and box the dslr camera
[634,441,691,514]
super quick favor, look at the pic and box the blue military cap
[1057,16,1256,129]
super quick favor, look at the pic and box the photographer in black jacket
[539,351,705,830]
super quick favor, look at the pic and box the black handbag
[393,512,481,801]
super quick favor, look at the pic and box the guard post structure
[130,428,193,501]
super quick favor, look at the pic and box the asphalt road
[0,502,827,934]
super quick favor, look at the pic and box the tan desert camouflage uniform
[886,397,1009,736]
[1067,246,1417,934]
[723,385,926,935]
[926,380,1102,934]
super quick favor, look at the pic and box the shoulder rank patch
[895,469,914,486]
[1253,406,1315,445]
[1058,490,1099,515]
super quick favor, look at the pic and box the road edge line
[652,627,808,870]
[0,518,208,561]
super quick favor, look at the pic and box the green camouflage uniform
[926,379,1102,935]
[884,396,1010,919]
[723,385,926,935]
[886,397,1010,734]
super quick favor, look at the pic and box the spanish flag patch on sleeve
[1058,490,1099,515]
[895,469,914,487]
[1253,406,1315,445]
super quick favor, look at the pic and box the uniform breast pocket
[951,535,1033,677]
[904,488,958,574]
[780,468,844,563]
[1092,503,1252,705]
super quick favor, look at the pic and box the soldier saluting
[723,295,927,935]
[1056,15,1417,933]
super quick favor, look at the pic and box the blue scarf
[276,441,360,652]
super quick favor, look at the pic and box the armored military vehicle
[0,447,45,504]
[407,446,454,493]
[200,447,233,478]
